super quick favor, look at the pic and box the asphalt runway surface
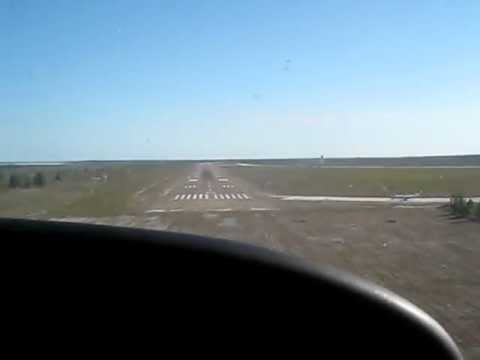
[147,163,278,213]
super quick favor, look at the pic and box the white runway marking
[145,209,185,214]
[171,192,257,201]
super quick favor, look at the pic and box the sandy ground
[47,163,480,358]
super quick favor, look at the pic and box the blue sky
[1,0,479,161]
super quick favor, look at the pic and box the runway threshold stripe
[174,194,180,200]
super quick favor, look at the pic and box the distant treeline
[0,171,62,189]
[1,155,480,167]
[322,155,480,167]
[216,155,480,167]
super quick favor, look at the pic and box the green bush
[33,172,46,187]
[449,195,470,217]
[9,174,20,189]
[466,199,475,212]
[450,195,479,218]
[55,172,62,181]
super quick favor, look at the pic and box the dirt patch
[154,205,479,357]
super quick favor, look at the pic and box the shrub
[466,199,475,214]
[475,203,480,219]
[55,172,62,181]
[9,174,20,188]
[449,195,470,217]
[33,172,46,187]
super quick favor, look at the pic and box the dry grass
[0,164,190,218]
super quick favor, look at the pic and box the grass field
[227,166,480,196]
[0,164,190,218]
[3,164,479,219]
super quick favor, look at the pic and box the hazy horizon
[2,153,480,164]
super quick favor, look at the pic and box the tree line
[0,171,62,189]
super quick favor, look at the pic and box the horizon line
[1,153,480,164]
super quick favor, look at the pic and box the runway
[146,163,273,213]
